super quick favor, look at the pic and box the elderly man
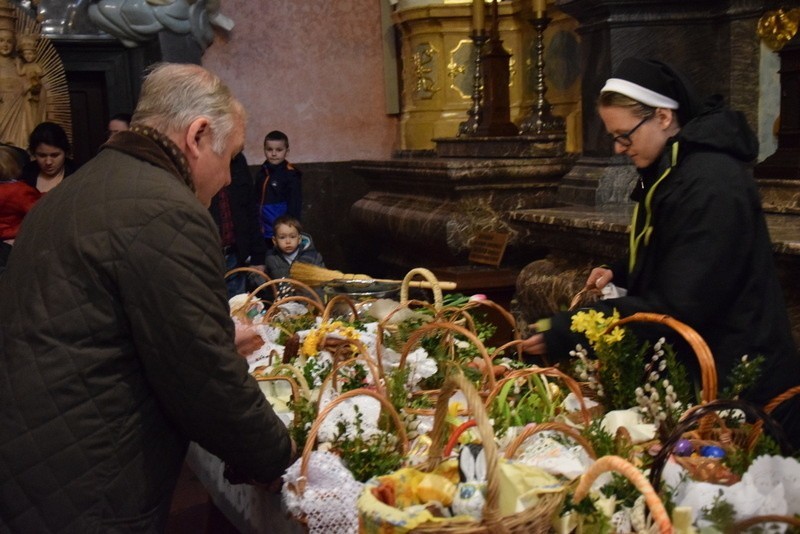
[0,64,293,532]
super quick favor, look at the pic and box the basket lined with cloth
[283,387,409,533]
[358,373,567,534]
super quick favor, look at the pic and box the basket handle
[264,295,325,321]
[427,373,503,527]
[400,268,444,310]
[298,388,408,494]
[255,375,302,419]
[573,455,672,534]
[321,294,361,323]
[504,421,597,460]
[268,363,313,399]
[374,299,437,371]
[316,351,386,409]
[569,287,603,311]
[399,321,497,393]
[225,266,272,282]
[648,398,792,492]
[249,277,324,306]
[483,363,592,426]
[746,384,800,450]
[606,312,717,405]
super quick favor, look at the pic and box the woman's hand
[585,267,613,290]
[520,332,547,356]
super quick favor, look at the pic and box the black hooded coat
[543,97,800,445]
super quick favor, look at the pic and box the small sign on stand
[468,231,510,268]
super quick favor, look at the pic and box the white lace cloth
[185,444,303,534]
[663,454,800,531]
[282,451,363,534]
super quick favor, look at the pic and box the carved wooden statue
[0,0,70,150]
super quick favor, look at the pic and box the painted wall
[202,0,399,164]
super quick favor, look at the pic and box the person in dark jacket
[20,121,78,193]
[521,58,800,446]
[255,129,302,243]
[210,151,266,297]
[0,63,294,532]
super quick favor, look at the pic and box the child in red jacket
[0,145,41,271]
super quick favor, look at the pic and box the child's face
[21,49,36,63]
[272,224,300,255]
[264,139,288,165]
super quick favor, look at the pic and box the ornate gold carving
[757,8,800,51]
[448,39,475,99]
[411,42,437,101]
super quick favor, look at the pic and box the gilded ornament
[411,43,437,101]
[757,8,800,51]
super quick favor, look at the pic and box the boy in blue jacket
[255,130,302,244]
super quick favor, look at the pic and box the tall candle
[472,0,485,33]
[533,0,546,18]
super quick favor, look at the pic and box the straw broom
[289,262,457,290]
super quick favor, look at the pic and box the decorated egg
[700,445,726,458]
[673,438,694,456]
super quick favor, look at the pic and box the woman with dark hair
[21,121,78,193]
[0,145,40,271]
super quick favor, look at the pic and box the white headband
[601,78,680,109]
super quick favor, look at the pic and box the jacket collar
[102,126,194,192]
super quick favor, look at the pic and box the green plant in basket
[271,313,318,346]
[330,405,404,483]
[287,395,316,452]
[570,309,692,441]
[489,373,560,437]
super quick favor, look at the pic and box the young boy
[255,130,302,244]
[265,215,324,282]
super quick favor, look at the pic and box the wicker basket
[359,373,566,534]
[483,365,596,427]
[286,387,409,529]
[746,384,800,451]
[648,398,793,490]
[399,321,497,418]
[606,312,718,405]
[400,268,445,312]
[504,421,597,461]
[573,455,672,534]
[727,514,800,533]
[320,294,361,323]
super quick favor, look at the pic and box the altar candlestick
[472,0,485,33]
[533,0,546,18]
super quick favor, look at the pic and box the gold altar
[392,0,582,152]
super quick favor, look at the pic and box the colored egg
[673,439,694,456]
[700,445,726,458]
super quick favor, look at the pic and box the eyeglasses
[612,116,651,148]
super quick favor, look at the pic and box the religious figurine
[88,0,234,49]
[0,1,34,148]
[16,34,43,99]
[0,0,70,150]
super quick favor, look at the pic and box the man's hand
[234,324,264,357]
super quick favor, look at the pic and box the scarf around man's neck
[102,125,194,192]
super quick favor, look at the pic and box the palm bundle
[289,262,456,290]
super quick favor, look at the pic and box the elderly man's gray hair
[132,63,244,154]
